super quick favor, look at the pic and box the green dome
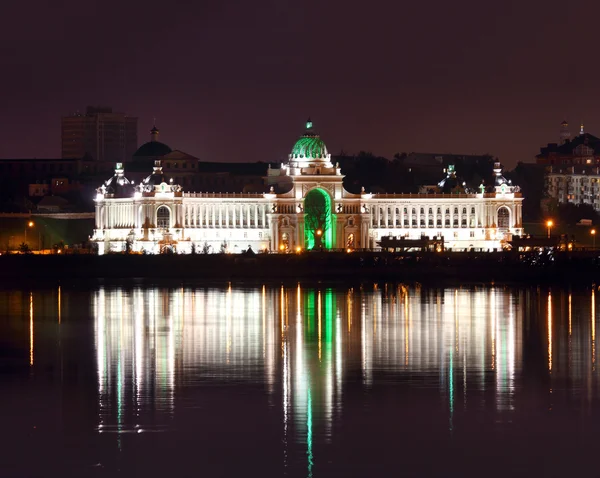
[290,119,328,159]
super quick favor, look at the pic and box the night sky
[1,0,598,167]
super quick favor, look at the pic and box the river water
[0,282,598,477]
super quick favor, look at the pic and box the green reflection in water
[325,290,333,345]
[306,292,315,337]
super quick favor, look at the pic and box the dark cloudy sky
[0,0,598,167]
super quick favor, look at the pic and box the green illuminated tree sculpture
[304,189,331,249]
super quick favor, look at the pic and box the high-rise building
[61,106,138,162]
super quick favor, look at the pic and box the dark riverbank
[2,251,600,285]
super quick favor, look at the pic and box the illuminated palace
[91,120,524,254]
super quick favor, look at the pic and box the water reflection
[90,285,533,472]
[6,284,600,475]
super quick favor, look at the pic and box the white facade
[91,124,524,254]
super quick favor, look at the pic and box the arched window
[157,206,170,229]
[437,207,441,214]
[462,207,467,214]
[471,207,475,214]
[454,207,458,214]
[428,208,433,214]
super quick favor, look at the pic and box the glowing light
[57,249,62,254]
[316,230,322,236]
[279,244,285,251]
[296,246,302,253]
[28,221,34,227]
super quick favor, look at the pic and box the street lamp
[25,221,34,246]
[592,229,596,249]
[546,220,553,239]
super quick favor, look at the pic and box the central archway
[304,188,334,249]
[156,205,171,229]
[497,206,510,231]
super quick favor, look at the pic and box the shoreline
[2,251,600,286]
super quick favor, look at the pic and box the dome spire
[150,121,159,142]
[306,117,313,130]
[580,122,585,135]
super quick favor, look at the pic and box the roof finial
[306,117,312,130]
[150,122,159,142]
[580,122,585,135]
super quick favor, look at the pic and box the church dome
[134,141,172,158]
[133,125,172,159]
[290,119,328,159]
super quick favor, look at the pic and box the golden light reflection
[29,292,33,366]
[568,291,572,368]
[404,290,409,366]
[57,285,61,325]
[548,291,553,372]
[491,289,496,371]
[226,284,232,362]
[568,292,572,336]
[592,288,596,369]
[262,285,266,359]
[347,289,353,333]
